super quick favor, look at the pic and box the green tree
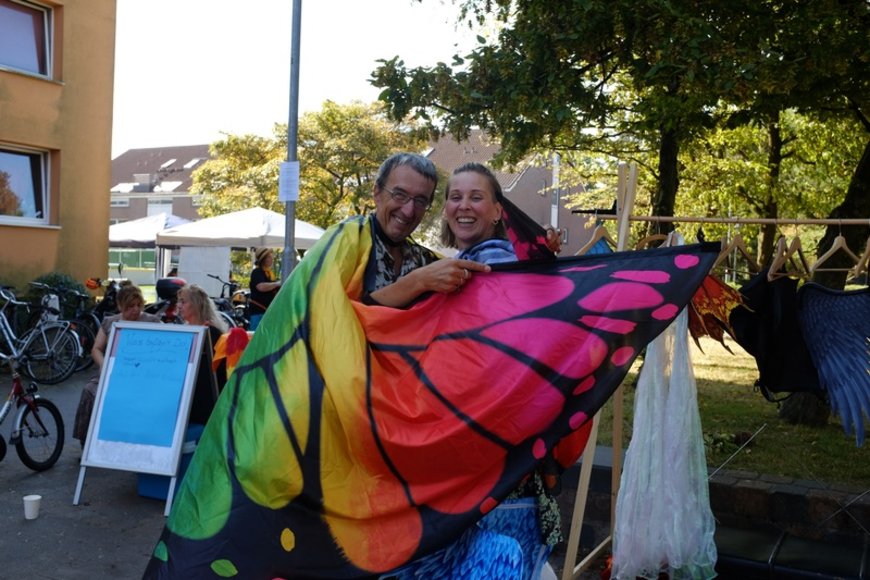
[374,1,755,223]
[373,1,867,235]
[191,101,428,229]
[295,100,429,227]
[192,132,285,217]
[677,111,864,264]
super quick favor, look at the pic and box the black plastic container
[155,277,186,300]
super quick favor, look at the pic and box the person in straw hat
[248,247,281,330]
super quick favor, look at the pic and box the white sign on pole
[279,161,300,202]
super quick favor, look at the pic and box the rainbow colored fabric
[144,216,718,579]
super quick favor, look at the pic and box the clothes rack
[561,165,870,580]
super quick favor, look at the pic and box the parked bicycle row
[0,272,255,475]
[0,274,252,386]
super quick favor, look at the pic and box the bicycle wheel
[70,318,96,372]
[23,325,80,384]
[15,397,64,471]
[217,311,236,329]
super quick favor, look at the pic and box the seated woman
[177,284,229,425]
[73,282,162,447]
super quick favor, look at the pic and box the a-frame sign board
[73,322,216,516]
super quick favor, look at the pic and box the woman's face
[120,299,143,321]
[177,292,199,325]
[260,252,274,268]
[443,171,503,249]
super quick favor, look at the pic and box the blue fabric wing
[797,283,870,446]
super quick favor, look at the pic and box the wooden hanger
[768,236,810,281]
[634,233,669,250]
[852,237,870,279]
[713,234,759,274]
[576,225,617,255]
[810,234,860,275]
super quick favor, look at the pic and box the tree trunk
[650,126,679,232]
[779,137,870,425]
[759,118,783,267]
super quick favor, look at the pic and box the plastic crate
[137,423,205,500]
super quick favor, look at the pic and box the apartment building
[0,0,116,288]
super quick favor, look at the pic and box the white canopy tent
[109,212,191,248]
[155,207,324,250]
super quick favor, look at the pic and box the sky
[111,0,476,158]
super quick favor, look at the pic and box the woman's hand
[545,226,563,254]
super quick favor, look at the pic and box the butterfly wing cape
[145,217,718,579]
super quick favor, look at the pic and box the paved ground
[0,369,609,579]
[0,369,165,579]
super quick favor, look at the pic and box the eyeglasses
[382,186,432,211]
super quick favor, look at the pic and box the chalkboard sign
[79,322,209,476]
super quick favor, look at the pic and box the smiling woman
[440,162,515,265]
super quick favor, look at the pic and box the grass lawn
[596,336,870,488]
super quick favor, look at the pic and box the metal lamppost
[280,0,302,277]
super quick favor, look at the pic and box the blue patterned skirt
[382,498,551,579]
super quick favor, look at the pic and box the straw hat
[255,247,273,264]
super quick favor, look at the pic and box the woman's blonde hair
[179,284,228,332]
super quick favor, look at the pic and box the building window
[0,0,52,77]
[0,145,48,224]
[147,198,173,216]
[110,198,130,207]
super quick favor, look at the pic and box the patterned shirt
[363,217,440,296]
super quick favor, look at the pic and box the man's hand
[368,259,491,307]
[412,259,491,294]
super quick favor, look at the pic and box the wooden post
[561,163,638,579]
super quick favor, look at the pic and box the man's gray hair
[374,153,438,192]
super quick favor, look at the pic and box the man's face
[373,164,435,244]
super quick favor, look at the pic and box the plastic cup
[23,494,41,520]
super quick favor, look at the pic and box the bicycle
[0,287,81,384]
[0,353,65,470]
[207,274,249,330]
[30,282,100,373]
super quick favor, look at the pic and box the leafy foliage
[373,0,869,227]
[191,101,429,230]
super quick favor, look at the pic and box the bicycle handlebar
[0,287,29,306]
[207,273,235,286]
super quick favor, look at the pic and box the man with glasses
[363,152,490,307]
